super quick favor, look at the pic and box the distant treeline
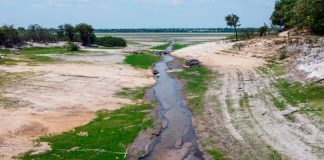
[95,28,260,33]
[0,23,127,48]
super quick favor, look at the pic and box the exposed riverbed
[144,43,204,160]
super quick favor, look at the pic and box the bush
[95,36,127,47]
[65,42,79,51]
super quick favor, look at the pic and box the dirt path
[0,52,155,159]
[173,41,324,160]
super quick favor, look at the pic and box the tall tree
[225,14,240,41]
[75,23,94,46]
[63,24,75,41]
[270,0,297,29]
[295,0,324,34]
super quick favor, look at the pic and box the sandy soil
[0,51,155,159]
[173,40,324,160]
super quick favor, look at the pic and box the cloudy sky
[0,0,276,28]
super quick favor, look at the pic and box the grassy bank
[275,79,324,117]
[150,42,169,50]
[0,47,88,65]
[124,53,161,69]
[171,66,213,115]
[172,44,189,50]
[0,47,85,55]
[257,60,324,119]
[20,87,154,160]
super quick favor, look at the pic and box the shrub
[65,42,79,51]
[95,36,127,47]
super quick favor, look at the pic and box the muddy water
[145,43,204,160]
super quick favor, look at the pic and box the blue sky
[0,0,276,28]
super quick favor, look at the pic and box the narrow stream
[144,42,204,160]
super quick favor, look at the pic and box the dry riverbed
[0,47,155,159]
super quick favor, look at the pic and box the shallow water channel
[144,43,204,160]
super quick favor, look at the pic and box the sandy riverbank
[172,38,324,160]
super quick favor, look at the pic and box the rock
[175,139,183,149]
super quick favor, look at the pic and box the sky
[0,0,276,29]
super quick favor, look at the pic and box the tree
[75,23,94,46]
[259,23,269,37]
[295,0,324,34]
[0,25,21,47]
[95,36,127,47]
[225,14,240,41]
[57,25,65,40]
[63,24,75,41]
[270,0,297,29]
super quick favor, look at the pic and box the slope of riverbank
[172,36,324,160]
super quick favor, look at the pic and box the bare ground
[173,39,324,160]
[0,51,155,159]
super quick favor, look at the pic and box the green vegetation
[207,150,225,160]
[115,87,146,100]
[20,86,154,160]
[75,23,95,46]
[257,60,286,76]
[259,23,269,37]
[124,53,161,69]
[65,42,79,51]
[239,92,250,108]
[274,79,324,112]
[271,95,286,110]
[150,42,169,50]
[0,23,96,48]
[271,0,324,35]
[0,47,91,65]
[172,66,213,115]
[21,104,153,160]
[172,44,189,50]
[95,36,127,48]
[225,14,240,41]
[267,146,283,160]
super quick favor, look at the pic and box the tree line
[0,23,127,48]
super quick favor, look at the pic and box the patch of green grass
[24,55,61,62]
[21,47,84,55]
[150,43,170,50]
[265,61,285,76]
[172,44,189,50]
[207,150,225,160]
[20,86,154,160]
[285,114,296,122]
[267,146,283,160]
[20,104,154,160]
[115,87,146,100]
[172,66,213,115]
[239,92,250,107]
[124,53,161,69]
[0,49,12,54]
[257,61,285,76]
[274,78,324,116]
[271,95,286,110]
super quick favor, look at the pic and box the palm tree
[225,14,240,41]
